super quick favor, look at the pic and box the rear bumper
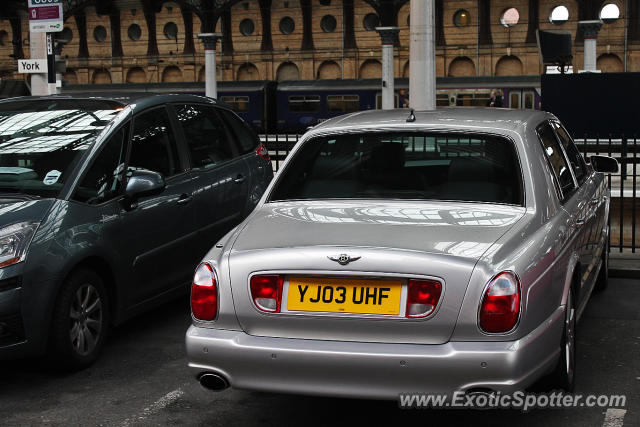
[186,306,565,400]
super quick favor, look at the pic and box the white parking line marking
[603,408,627,427]
[120,388,184,427]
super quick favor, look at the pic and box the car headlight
[0,221,40,268]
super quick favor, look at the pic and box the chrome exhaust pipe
[198,372,229,391]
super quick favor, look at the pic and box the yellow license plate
[287,277,401,315]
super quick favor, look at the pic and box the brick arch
[162,65,183,82]
[126,67,146,83]
[317,60,340,79]
[597,53,623,73]
[276,61,300,82]
[402,60,410,77]
[237,62,259,80]
[495,55,523,76]
[198,66,205,82]
[359,59,381,78]
[448,56,475,77]
[92,69,111,84]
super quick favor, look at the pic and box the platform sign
[28,0,63,33]
[18,59,48,73]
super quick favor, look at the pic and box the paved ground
[1,278,638,427]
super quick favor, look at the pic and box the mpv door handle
[575,218,586,228]
[177,193,193,205]
[234,174,246,184]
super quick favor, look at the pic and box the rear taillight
[191,263,218,321]
[250,274,283,313]
[406,279,442,318]
[479,272,521,333]
[256,143,270,161]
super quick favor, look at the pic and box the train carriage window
[524,91,534,109]
[327,95,359,113]
[472,91,491,106]
[375,93,399,109]
[510,92,521,109]
[436,92,450,106]
[220,96,249,112]
[289,95,321,113]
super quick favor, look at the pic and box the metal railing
[260,134,640,253]
[260,134,300,172]
[577,135,639,252]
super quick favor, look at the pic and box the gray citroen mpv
[0,93,272,369]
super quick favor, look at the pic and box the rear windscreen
[268,132,523,205]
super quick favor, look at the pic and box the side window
[218,109,258,155]
[553,122,588,184]
[537,122,576,199]
[174,104,234,169]
[73,123,129,204]
[129,108,182,177]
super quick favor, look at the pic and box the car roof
[308,107,554,136]
[0,92,217,112]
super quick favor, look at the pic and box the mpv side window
[73,123,129,204]
[553,122,588,184]
[218,109,258,155]
[129,108,183,177]
[537,122,576,200]
[174,104,234,169]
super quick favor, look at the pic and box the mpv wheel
[49,269,109,370]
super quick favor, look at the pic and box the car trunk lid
[228,201,525,344]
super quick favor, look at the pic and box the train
[62,75,541,134]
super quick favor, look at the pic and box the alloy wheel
[69,283,103,356]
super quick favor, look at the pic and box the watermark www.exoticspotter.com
[398,391,627,411]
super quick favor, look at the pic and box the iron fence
[576,136,639,253]
[260,133,640,253]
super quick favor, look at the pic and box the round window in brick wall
[279,16,295,35]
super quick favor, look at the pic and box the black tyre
[550,288,576,391]
[49,269,109,370]
[595,238,609,292]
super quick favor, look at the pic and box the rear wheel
[595,238,609,292]
[49,269,109,370]
[550,288,576,391]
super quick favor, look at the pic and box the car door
[537,122,591,302]
[172,103,251,260]
[552,121,602,273]
[217,108,272,211]
[114,106,198,307]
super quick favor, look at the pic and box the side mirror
[590,155,619,173]
[124,169,165,200]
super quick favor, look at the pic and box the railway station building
[0,0,638,85]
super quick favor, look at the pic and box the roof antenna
[406,108,416,123]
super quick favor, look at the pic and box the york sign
[18,59,48,73]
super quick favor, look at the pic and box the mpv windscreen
[0,99,123,198]
[269,132,523,205]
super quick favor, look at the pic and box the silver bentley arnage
[185,108,618,400]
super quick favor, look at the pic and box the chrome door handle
[234,174,246,184]
[575,219,586,228]
[177,194,193,205]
